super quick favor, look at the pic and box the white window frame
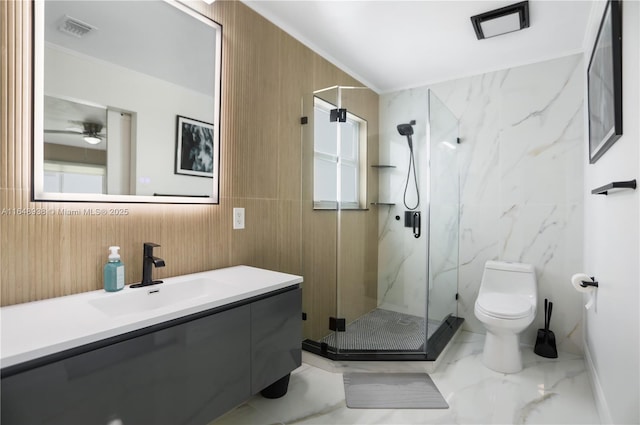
[44,161,106,194]
[313,97,367,210]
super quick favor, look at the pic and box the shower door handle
[413,212,421,238]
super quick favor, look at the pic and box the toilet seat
[476,293,532,319]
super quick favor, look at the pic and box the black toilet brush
[534,298,558,358]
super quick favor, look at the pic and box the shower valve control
[404,211,418,227]
[404,211,421,238]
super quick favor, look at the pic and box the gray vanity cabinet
[1,286,302,425]
[251,287,302,394]
[1,305,251,424]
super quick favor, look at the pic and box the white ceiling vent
[58,15,96,38]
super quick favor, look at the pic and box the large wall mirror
[33,0,222,204]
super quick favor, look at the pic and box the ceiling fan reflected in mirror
[44,121,106,145]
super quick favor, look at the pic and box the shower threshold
[302,310,463,361]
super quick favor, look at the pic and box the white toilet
[474,260,537,374]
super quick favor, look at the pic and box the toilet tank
[479,261,537,298]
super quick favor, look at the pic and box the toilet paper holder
[580,277,599,288]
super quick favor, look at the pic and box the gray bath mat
[343,372,448,409]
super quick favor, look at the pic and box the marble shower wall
[380,54,584,354]
[425,92,460,324]
[377,88,460,324]
[377,90,429,318]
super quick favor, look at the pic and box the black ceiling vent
[470,1,530,40]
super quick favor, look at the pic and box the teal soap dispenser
[104,246,125,292]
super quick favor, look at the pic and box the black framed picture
[175,115,216,178]
[587,0,623,164]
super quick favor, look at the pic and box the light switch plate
[233,208,245,229]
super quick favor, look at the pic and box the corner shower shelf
[591,179,637,195]
[371,166,396,207]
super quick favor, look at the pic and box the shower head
[397,121,416,150]
[397,123,414,136]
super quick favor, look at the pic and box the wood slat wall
[300,86,380,341]
[1,0,379,345]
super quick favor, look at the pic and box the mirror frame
[32,0,223,204]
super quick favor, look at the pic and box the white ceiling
[242,0,598,94]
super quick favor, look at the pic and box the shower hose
[404,145,420,210]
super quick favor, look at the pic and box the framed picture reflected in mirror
[175,115,216,179]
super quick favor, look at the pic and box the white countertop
[1,266,302,369]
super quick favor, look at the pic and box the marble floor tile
[212,331,600,425]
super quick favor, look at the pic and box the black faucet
[131,242,165,288]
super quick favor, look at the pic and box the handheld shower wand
[397,120,419,210]
[397,123,414,150]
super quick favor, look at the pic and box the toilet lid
[476,293,532,319]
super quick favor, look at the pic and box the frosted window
[314,108,337,156]
[340,121,357,161]
[314,157,337,203]
[43,172,61,192]
[340,164,357,204]
[63,173,104,194]
[43,162,105,194]
[313,96,366,209]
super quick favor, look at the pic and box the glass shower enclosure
[301,86,462,360]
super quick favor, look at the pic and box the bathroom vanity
[1,266,303,424]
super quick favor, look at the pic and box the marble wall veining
[377,89,460,324]
[377,89,429,318]
[379,54,585,354]
[432,53,585,354]
[425,92,460,324]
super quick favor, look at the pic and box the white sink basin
[89,278,231,317]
